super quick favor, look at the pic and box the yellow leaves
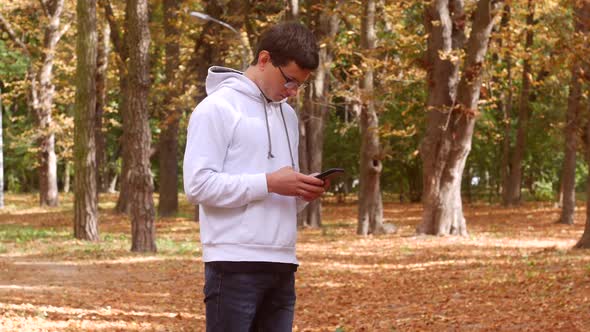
[438,49,465,64]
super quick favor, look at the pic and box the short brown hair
[251,22,319,70]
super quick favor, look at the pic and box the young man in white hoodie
[183,22,325,331]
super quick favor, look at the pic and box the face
[256,51,312,102]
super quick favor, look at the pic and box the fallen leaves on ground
[1,194,589,331]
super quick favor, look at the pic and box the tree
[126,0,156,252]
[100,0,131,214]
[575,0,590,249]
[298,0,341,228]
[0,83,4,208]
[503,0,534,206]
[559,0,590,225]
[418,0,504,236]
[157,0,182,217]
[74,0,99,241]
[0,0,70,206]
[96,20,110,193]
[357,0,394,235]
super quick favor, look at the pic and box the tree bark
[63,161,71,193]
[0,85,4,208]
[298,0,341,229]
[101,0,131,214]
[157,0,182,217]
[498,5,514,202]
[357,0,394,235]
[504,0,534,206]
[286,0,299,20]
[96,21,110,193]
[418,0,503,236]
[577,105,590,248]
[559,0,590,225]
[35,0,68,207]
[74,0,99,241]
[126,0,156,252]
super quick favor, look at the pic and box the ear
[258,50,271,69]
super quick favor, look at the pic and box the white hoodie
[183,66,305,265]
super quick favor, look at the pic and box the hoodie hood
[205,66,287,104]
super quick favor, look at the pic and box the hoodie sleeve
[285,104,310,213]
[183,99,268,208]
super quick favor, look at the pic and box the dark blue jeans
[203,265,296,332]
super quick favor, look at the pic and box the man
[183,22,325,331]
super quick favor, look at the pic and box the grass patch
[0,225,68,243]
[156,237,200,256]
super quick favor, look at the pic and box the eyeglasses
[277,66,307,90]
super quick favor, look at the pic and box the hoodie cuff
[246,173,269,201]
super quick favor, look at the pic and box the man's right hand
[266,167,325,201]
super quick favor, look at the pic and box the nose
[286,87,298,97]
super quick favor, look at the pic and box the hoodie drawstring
[263,101,295,168]
[279,105,295,168]
[263,102,275,159]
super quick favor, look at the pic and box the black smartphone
[315,168,345,180]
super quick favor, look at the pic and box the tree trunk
[36,0,67,207]
[418,0,503,236]
[63,161,71,193]
[157,0,182,217]
[357,0,393,235]
[577,106,590,248]
[126,0,156,252]
[559,1,590,225]
[101,0,131,214]
[96,21,110,193]
[498,5,513,202]
[0,85,4,208]
[286,0,299,20]
[504,0,534,206]
[298,0,341,229]
[74,0,99,241]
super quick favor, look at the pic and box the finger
[300,174,324,186]
[300,183,325,194]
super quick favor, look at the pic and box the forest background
[1,0,590,330]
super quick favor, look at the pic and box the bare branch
[56,20,71,41]
[38,0,50,17]
[0,11,32,58]
[99,0,127,61]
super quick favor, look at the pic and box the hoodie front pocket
[236,195,297,247]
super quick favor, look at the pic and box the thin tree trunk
[505,0,534,206]
[419,0,503,236]
[0,85,4,208]
[158,0,181,217]
[498,5,513,202]
[35,0,68,207]
[287,0,299,20]
[559,66,582,224]
[299,0,341,229]
[63,161,71,193]
[559,1,590,225]
[96,22,110,193]
[74,0,99,241]
[101,0,131,214]
[577,105,590,248]
[357,0,394,235]
[126,0,156,252]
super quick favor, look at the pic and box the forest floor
[0,193,589,331]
